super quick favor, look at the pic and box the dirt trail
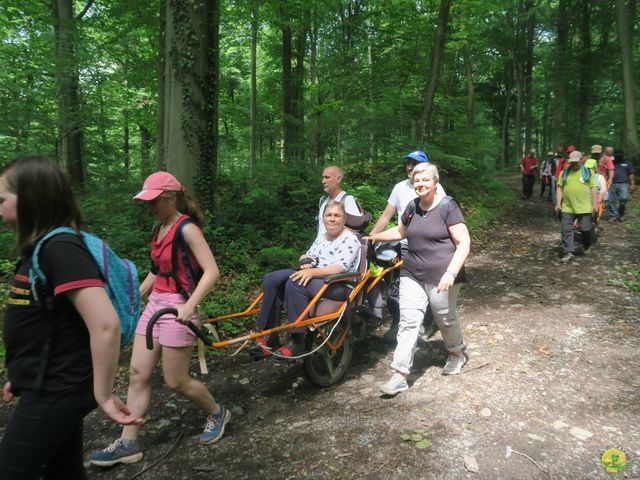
[4,176,639,479]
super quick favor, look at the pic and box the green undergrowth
[0,155,513,364]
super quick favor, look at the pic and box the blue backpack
[30,227,141,347]
[561,165,591,184]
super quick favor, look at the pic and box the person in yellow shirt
[555,150,598,262]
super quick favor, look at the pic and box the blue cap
[404,150,429,163]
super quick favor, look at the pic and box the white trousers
[391,276,464,375]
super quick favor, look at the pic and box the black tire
[303,320,353,387]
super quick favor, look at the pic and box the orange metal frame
[200,260,403,350]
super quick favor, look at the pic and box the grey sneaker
[199,404,231,445]
[379,373,409,395]
[89,438,143,467]
[560,252,574,263]
[442,352,468,375]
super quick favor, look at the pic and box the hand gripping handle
[145,307,211,350]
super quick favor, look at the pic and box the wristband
[446,270,457,279]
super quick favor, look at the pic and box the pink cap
[133,171,181,201]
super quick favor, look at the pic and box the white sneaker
[379,373,409,395]
[560,252,574,263]
[442,352,468,375]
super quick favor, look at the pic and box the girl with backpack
[90,171,227,467]
[0,156,142,479]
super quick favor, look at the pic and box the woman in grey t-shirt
[365,163,471,395]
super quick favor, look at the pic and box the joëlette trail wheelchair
[145,239,402,387]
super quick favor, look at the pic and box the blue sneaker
[199,404,231,445]
[89,438,143,467]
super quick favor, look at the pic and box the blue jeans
[550,176,557,204]
[608,182,629,219]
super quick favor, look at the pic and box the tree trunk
[123,109,130,172]
[552,0,570,148]
[524,0,535,153]
[310,11,321,164]
[139,124,152,176]
[615,0,638,160]
[501,88,512,170]
[250,3,258,177]
[293,10,309,163]
[156,0,166,169]
[464,42,474,130]
[418,0,452,142]
[578,0,592,149]
[281,24,294,163]
[160,0,219,209]
[52,0,84,185]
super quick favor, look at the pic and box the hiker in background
[0,156,142,479]
[540,151,555,200]
[555,151,598,262]
[365,163,470,396]
[317,166,362,238]
[601,147,615,188]
[555,145,575,180]
[584,154,608,227]
[520,149,539,199]
[608,149,636,222]
[91,171,227,468]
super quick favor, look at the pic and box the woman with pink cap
[90,171,228,467]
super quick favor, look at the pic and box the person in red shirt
[520,149,539,199]
[596,146,615,188]
[555,145,576,180]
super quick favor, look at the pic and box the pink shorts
[135,291,201,347]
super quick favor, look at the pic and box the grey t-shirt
[399,199,467,285]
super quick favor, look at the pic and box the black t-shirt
[400,198,467,285]
[3,234,104,397]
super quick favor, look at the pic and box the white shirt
[317,191,360,237]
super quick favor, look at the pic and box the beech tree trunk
[524,0,535,154]
[52,0,85,185]
[552,0,569,148]
[250,3,258,176]
[281,24,294,163]
[418,0,452,142]
[578,0,592,149]
[159,0,219,208]
[615,0,638,160]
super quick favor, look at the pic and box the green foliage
[400,430,432,450]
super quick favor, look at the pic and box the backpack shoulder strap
[30,227,77,285]
[438,196,453,224]
[170,217,199,300]
[402,197,419,228]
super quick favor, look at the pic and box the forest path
[84,175,640,479]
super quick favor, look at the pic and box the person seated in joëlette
[249,200,361,359]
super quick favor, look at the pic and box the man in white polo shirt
[317,165,361,238]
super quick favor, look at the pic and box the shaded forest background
[0,0,638,334]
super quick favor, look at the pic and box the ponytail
[176,185,204,226]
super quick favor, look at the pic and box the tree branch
[75,0,94,20]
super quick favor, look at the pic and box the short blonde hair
[412,162,439,184]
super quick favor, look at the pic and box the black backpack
[151,217,202,300]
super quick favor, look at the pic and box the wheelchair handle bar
[145,307,211,350]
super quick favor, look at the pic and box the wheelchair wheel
[303,320,353,387]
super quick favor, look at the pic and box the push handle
[145,307,211,350]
